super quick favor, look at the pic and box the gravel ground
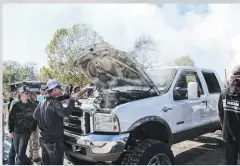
[173,131,226,165]
[3,130,228,165]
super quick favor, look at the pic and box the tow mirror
[188,82,199,100]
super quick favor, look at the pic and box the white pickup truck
[63,43,223,165]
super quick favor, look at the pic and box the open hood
[73,43,160,94]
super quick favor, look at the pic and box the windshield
[109,68,177,93]
[145,68,177,93]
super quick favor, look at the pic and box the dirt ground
[4,130,227,165]
[172,131,226,165]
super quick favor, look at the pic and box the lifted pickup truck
[63,43,223,165]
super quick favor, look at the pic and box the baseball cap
[18,85,29,93]
[46,79,62,91]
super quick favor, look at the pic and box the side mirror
[188,82,199,100]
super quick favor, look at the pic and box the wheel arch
[127,116,173,146]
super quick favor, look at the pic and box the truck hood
[73,42,160,94]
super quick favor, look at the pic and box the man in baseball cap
[33,79,76,165]
[8,85,37,165]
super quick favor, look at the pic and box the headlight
[93,113,120,133]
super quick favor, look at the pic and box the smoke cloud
[4,4,240,80]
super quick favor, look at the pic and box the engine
[94,90,158,112]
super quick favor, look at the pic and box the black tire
[121,139,175,165]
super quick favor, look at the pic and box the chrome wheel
[148,153,172,165]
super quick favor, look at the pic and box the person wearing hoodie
[218,65,240,165]
[8,86,37,165]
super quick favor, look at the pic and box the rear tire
[121,139,175,165]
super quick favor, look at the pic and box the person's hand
[9,132,15,138]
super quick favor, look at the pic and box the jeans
[39,138,64,165]
[226,141,240,165]
[7,138,16,165]
[13,133,31,165]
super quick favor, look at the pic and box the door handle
[202,100,207,106]
[162,107,172,112]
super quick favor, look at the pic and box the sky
[3,4,240,80]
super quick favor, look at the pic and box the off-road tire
[121,139,175,165]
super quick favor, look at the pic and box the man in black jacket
[218,65,240,165]
[8,86,37,165]
[33,79,76,165]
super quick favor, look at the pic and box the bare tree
[129,34,156,69]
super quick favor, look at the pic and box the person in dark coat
[8,86,37,165]
[7,93,19,165]
[33,79,76,165]
[218,65,240,165]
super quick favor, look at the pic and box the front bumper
[64,131,130,163]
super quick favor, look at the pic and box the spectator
[7,93,19,165]
[73,86,81,93]
[218,65,240,165]
[37,85,47,103]
[33,79,76,165]
[8,86,37,165]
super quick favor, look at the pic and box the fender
[127,116,173,145]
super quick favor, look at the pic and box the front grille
[64,107,91,135]
[64,125,83,134]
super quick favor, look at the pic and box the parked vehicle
[7,81,46,93]
[63,43,223,165]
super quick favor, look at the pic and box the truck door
[201,71,222,124]
[172,69,208,134]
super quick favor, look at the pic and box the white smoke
[4,4,240,80]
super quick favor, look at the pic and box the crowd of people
[3,80,95,165]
